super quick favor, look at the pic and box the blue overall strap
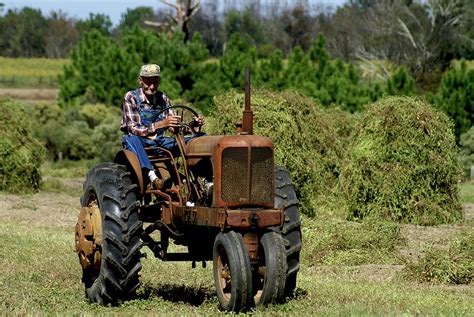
[132,88,143,109]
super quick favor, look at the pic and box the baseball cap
[139,64,161,77]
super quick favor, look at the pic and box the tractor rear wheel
[253,231,287,305]
[274,166,302,298]
[75,163,142,305]
[213,231,252,312]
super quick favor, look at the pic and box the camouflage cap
[139,64,161,77]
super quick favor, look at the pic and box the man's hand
[191,115,205,127]
[153,115,181,130]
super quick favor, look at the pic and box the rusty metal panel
[226,209,283,229]
[243,233,259,262]
[166,205,282,230]
[172,206,227,228]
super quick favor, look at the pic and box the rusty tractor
[74,69,301,312]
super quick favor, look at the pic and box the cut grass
[302,216,404,266]
[405,229,474,284]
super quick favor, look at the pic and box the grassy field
[0,57,69,88]
[0,159,472,315]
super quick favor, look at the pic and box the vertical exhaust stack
[242,67,253,135]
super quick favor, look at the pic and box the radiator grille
[221,147,273,203]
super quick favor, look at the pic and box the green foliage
[30,102,120,162]
[406,230,474,284]
[0,98,45,193]
[208,89,346,216]
[282,35,379,112]
[91,116,123,162]
[75,13,112,37]
[59,27,211,111]
[0,7,46,57]
[117,7,154,32]
[459,126,474,177]
[224,8,265,46]
[429,61,474,140]
[386,66,417,96]
[219,33,257,89]
[59,30,139,107]
[339,96,463,225]
[257,49,285,90]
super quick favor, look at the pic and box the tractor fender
[114,149,144,194]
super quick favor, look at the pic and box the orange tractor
[74,69,301,312]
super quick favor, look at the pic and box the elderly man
[120,64,204,188]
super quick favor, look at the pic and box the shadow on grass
[137,283,307,307]
[137,283,215,306]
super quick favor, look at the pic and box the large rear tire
[213,231,252,312]
[274,166,302,298]
[76,163,142,305]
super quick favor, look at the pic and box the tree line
[1,0,472,164]
[1,0,473,85]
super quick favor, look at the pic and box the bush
[208,88,346,216]
[91,117,123,162]
[406,230,474,284]
[0,98,45,193]
[338,96,463,225]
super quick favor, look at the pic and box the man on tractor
[120,63,205,189]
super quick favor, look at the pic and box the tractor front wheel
[213,231,252,312]
[253,231,287,305]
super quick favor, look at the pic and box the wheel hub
[75,201,102,277]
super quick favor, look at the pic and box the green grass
[0,218,472,315]
[0,161,471,314]
[0,57,69,88]
[459,181,474,204]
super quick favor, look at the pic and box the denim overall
[122,89,202,171]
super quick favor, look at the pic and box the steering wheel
[156,104,202,135]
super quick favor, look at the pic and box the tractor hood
[186,134,274,159]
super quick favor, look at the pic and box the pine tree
[431,61,474,140]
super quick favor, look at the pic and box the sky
[1,0,347,26]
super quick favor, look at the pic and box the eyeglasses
[141,76,160,85]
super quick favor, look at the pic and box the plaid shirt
[120,88,171,137]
